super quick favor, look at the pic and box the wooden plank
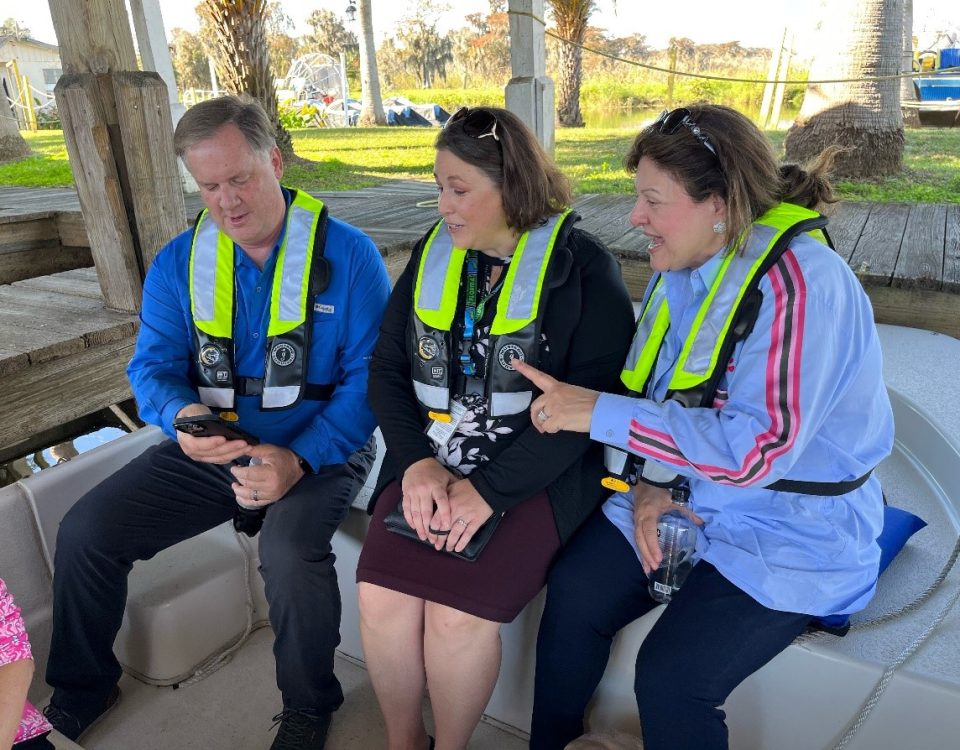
[48,0,137,75]
[847,203,910,287]
[616,252,654,302]
[865,286,960,340]
[0,337,135,456]
[0,285,137,373]
[944,204,960,294]
[0,246,93,285]
[113,72,188,269]
[56,212,91,247]
[14,268,104,300]
[893,203,946,290]
[827,202,872,263]
[55,73,143,312]
[0,218,58,251]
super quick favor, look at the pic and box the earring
[713,221,726,234]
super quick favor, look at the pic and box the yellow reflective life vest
[189,188,331,411]
[603,203,869,496]
[410,209,573,419]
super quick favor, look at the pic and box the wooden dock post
[48,0,186,312]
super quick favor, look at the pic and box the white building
[0,35,61,128]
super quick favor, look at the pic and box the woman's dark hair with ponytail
[625,103,840,252]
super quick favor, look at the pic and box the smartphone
[173,414,259,444]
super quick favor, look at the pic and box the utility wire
[508,8,959,86]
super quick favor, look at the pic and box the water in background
[2,426,129,485]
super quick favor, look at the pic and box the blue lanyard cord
[460,251,505,377]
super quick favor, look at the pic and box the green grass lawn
[4,125,959,203]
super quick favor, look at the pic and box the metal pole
[339,51,349,126]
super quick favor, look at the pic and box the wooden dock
[1,181,958,459]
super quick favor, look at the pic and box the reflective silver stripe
[490,390,532,416]
[683,224,776,375]
[277,205,313,322]
[192,217,221,323]
[417,225,454,312]
[604,445,630,475]
[623,283,667,373]
[503,216,557,320]
[640,459,680,485]
[198,387,235,409]
[414,380,449,409]
[262,385,301,409]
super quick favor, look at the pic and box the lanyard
[460,251,505,376]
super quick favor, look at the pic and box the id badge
[426,400,468,448]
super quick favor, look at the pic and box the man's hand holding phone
[173,405,255,465]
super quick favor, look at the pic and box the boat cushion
[814,504,927,632]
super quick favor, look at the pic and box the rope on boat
[177,531,261,687]
[830,581,960,750]
[796,529,960,749]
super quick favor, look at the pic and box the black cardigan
[367,219,635,543]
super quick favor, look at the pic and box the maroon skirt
[356,481,561,622]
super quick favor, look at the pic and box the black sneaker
[43,684,121,741]
[269,708,332,750]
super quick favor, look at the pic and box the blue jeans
[46,438,373,723]
[530,510,811,750]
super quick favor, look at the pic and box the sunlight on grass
[4,124,959,203]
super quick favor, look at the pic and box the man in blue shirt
[43,95,390,750]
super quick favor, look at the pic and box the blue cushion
[813,505,927,633]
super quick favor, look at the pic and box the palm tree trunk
[357,0,385,126]
[0,104,31,162]
[785,0,904,178]
[200,0,296,161]
[549,0,594,128]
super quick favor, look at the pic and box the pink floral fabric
[0,578,52,743]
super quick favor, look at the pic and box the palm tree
[357,0,385,126]
[784,0,904,178]
[547,0,596,127]
[199,0,296,161]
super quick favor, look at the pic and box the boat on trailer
[2,323,958,749]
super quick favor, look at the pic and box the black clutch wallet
[383,501,504,562]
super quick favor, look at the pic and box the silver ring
[537,408,549,422]
[455,517,468,528]
[252,489,259,502]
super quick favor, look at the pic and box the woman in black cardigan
[356,107,634,750]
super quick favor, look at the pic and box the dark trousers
[46,438,374,724]
[530,510,811,750]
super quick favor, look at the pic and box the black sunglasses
[653,107,718,158]
[446,107,500,142]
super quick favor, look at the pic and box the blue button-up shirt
[127,192,391,470]
[593,234,894,616]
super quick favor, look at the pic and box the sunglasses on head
[446,107,500,142]
[653,107,718,158]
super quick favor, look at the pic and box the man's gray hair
[174,94,277,159]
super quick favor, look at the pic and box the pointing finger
[513,359,557,390]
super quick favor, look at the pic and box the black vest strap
[766,470,873,496]
[236,377,334,401]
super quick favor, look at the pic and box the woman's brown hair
[625,104,839,252]
[436,107,571,232]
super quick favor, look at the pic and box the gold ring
[455,518,468,528]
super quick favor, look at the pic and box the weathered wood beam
[55,73,143,312]
[113,72,187,269]
[0,336,135,457]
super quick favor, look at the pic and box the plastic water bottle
[648,486,697,604]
